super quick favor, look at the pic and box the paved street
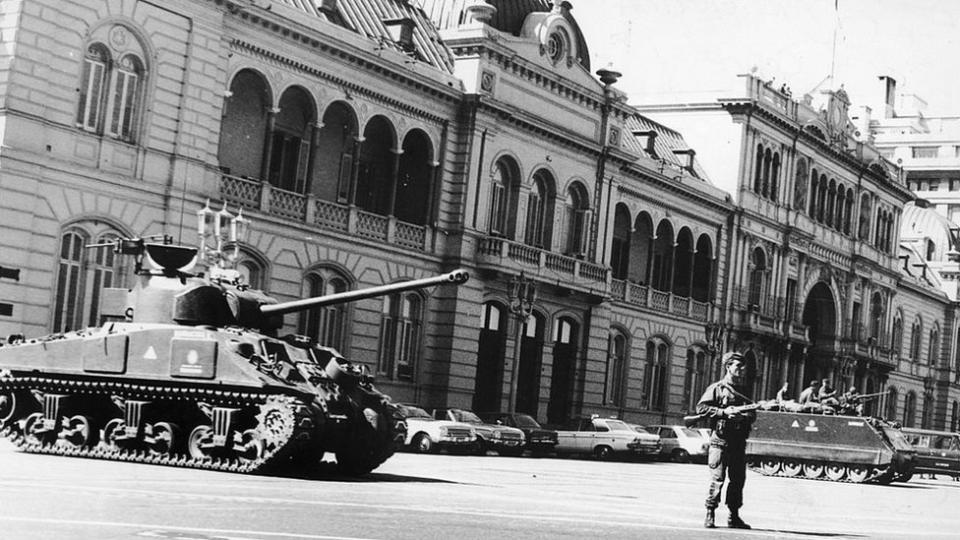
[0,441,955,539]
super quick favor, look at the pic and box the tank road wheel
[23,412,48,446]
[101,418,125,452]
[759,458,781,475]
[781,459,802,477]
[413,433,435,454]
[846,466,869,483]
[59,415,95,448]
[0,391,17,430]
[148,422,179,457]
[187,425,214,460]
[335,394,400,476]
[824,465,846,482]
[237,429,264,465]
[803,462,825,479]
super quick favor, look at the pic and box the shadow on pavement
[755,529,866,538]
[268,461,459,484]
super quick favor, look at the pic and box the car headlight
[492,430,501,439]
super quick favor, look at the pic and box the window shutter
[295,139,311,193]
[337,153,353,203]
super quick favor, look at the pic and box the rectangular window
[912,146,939,158]
[336,153,353,203]
[524,192,543,246]
[109,70,138,139]
[929,180,940,192]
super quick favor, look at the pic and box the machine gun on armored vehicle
[0,205,468,475]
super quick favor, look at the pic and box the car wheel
[671,449,690,463]
[474,438,487,456]
[413,433,434,454]
[594,445,613,461]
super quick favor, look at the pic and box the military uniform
[696,356,755,529]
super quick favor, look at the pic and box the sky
[574,0,960,115]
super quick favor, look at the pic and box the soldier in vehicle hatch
[696,351,755,530]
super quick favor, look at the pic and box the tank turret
[0,208,468,476]
[98,236,468,335]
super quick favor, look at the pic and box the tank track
[0,374,309,474]
[747,458,894,484]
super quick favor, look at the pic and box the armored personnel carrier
[0,236,468,475]
[745,410,915,484]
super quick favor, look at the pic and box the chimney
[632,129,658,157]
[879,75,896,118]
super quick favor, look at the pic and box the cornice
[231,39,453,125]
[475,98,602,157]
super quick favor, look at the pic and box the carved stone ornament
[480,70,495,93]
[109,25,132,51]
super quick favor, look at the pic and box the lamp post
[704,321,725,377]
[507,273,537,413]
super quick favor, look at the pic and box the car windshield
[513,414,541,428]
[604,420,631,431]
[398,405,432,419]
[452,410,483,424]
[681,428,702,437]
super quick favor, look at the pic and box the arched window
[769,152,780,202]
[644,338,670,411]
[235,253,267,290]
[929,326,940,366]
[926,238,936,262]
[910,318,923,360]
[885,386,898,421]
[489,158,520,238]
[606,330,629,407]
[525,170,552,248]
[869,292,884,340]
[903,391,917,428]
[892,315,903,355]
[610,205,631,281]
[378,292,423,381]
[753,144,764,193]
[75,35,147,143]
[52,225,132,332]
[299,269,349,351]
[684,347,708,411]
[267,86,315,194]
[921,394,934,429]
[748,247,766,308]
[563,183,590,256]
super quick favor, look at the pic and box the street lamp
[507,273,537,413]
[704,321,725,377]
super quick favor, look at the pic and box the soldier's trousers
[704,440,746,510]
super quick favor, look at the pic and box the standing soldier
[696,351,755,529]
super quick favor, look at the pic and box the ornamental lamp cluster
[196,199,250,279]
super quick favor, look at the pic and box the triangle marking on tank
[144,346,158,360]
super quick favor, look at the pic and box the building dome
[417,0,591,70]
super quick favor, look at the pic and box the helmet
[721,351,743,367]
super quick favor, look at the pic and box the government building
[0,0,956,429]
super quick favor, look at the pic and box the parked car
[641,424,710,463]
[554,416,661,461]
[477,411,559,456]
[901,427,960,480]
[433,408,526,455]
[395,404,477,454]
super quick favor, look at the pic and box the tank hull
[0,322,402,475]
[745,410,915,483]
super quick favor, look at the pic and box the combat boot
[728,509,751,529]
[704,509,715,529]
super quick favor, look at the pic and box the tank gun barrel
[260,269,469,316]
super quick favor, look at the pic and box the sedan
[642,424,709,463]
[477,411,559,456]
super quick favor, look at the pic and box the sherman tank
[0,237,468,475]
[745,410,915,484]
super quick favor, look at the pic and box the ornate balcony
[476,236,609,296]
[609,279,713,322]
[220,174,429,252]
